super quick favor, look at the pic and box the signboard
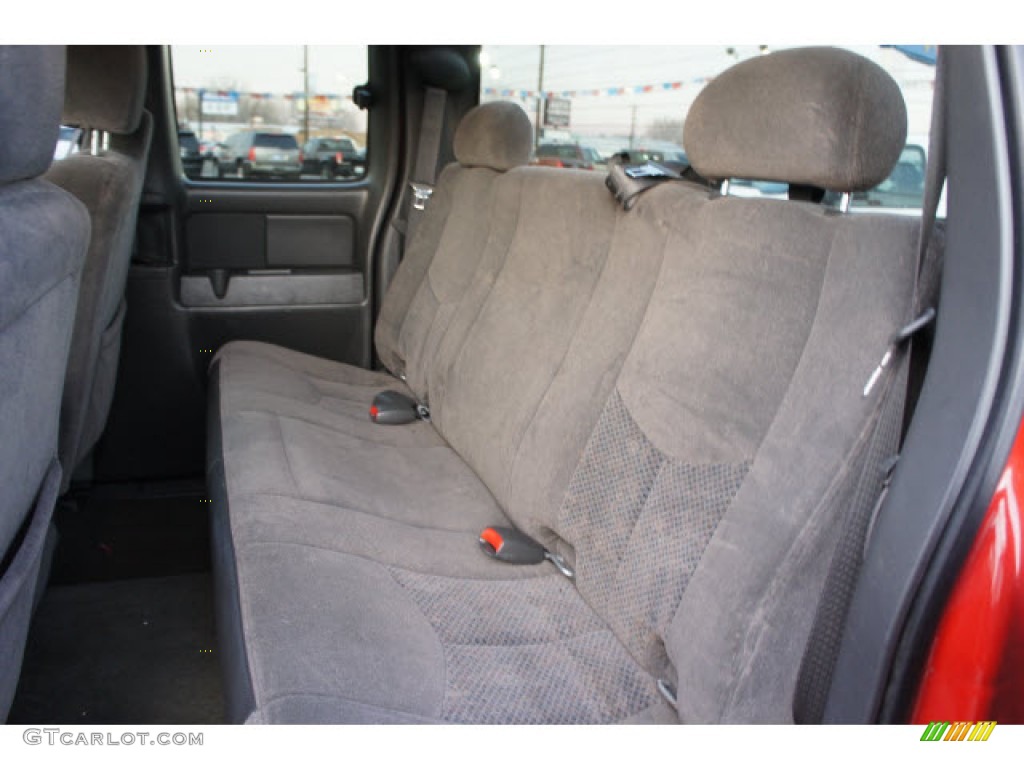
[201,91,239,117]
[544,97,571,128]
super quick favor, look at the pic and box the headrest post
[839,192,851,214]
[89,129,100,156]
[720,179,731,197]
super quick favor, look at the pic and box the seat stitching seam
[441,627,615,650]
[703,216,842,722]
[437,173,527,428]
[273,414,300,495]
[0,271,77,335]
[503,192,624,507]
[231,490,499,534]
[382,565,449,720]
[424,170,508,404]
[234,408,444,449]
[239,539,556,584]
[256,690,440,722]
[723,358,902,717]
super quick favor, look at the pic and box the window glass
[170,45,368,182]
[480,45,938,211]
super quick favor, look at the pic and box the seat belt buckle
[370,390,429,425]
[478,527,575,579]
[410,182,434,211]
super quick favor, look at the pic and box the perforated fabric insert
[556,390,750,674]
[389,569,659,723]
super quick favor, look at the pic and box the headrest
[454,101,533,172]
[63,46,148,135]
[684,47,908,192]
[0,46,65,184]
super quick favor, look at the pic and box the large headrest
[63,46,148,135]
[0,46,65,184]
[454,101,533,172]
[684,47,908,192]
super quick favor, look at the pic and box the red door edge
[911,415,1024,723]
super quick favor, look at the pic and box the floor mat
[8,573,225,724]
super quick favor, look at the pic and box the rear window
[254,133,298,150]
[170,45,369,183]
[481,45,937,210]
[853,144,928,210]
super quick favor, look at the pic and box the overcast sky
[481,45,936,139]
[171,44,935,141]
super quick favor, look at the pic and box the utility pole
[628,104,637,149]
[302,45,311,143]
[535,44,545,150]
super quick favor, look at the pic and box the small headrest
[684,47,908,192]
[63,46,148,135]
[454,101,533,172]
[0,46,65,184]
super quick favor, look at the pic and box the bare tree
[646,117,684,144]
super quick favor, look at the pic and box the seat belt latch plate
[410,182,434,211]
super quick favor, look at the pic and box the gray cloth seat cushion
[232,540,675,724]
[215,341,506,534]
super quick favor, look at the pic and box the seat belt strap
[405,87,447,244]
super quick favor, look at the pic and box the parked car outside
[534,142,605,171]
[215,131,303,180]
[301,136,358,179]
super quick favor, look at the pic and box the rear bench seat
[208,47,918,723]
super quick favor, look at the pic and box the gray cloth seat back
[47,46,153,490]
[373,101,532,396]
[422,47,916,720]
[0,45,90,720]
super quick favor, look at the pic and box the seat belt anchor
[370,390,430,425]
[863,307,936,398]
[479,526,574,579]
[410,182,434,211]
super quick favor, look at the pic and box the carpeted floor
[8,572,224,724]
[50,484,212,584]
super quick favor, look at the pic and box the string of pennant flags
[482,77,711,100]
[177,74,934,103]
[484,76,935,101]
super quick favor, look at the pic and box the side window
[481,45,937,211]
[170,45,368,183]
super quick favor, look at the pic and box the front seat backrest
[47,45,153,490]
[0,45,90,720]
